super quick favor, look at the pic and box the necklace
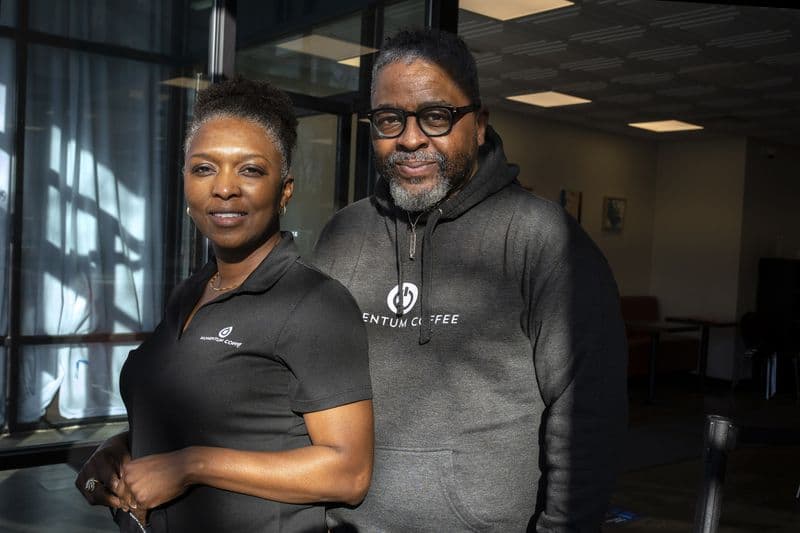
[407,212,424,261]
[209,272,240,292]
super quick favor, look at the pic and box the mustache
[386,151,445,165]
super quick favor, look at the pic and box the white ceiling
[458,0,800,145]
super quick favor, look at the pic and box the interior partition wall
[234,0,437,254]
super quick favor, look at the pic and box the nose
[396,115,429,152]
[211,167,240,199]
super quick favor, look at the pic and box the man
[314,29,627,532]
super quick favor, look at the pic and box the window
[2,1,204,436]
[0,0,15,27]
[17,45,175,424]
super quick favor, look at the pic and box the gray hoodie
[314,127,627,532]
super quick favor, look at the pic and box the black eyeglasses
[365,102,482,139]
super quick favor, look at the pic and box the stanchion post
[693,415,738,533]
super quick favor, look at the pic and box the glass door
[234,0,427,253]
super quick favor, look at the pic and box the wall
[490,108,658,295]
[737,139,800,318]
[650,138,747,379]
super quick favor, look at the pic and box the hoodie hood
[370,126,519,344]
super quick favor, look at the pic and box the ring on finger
[84,477,100,493]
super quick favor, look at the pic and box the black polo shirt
[119,233,372,533]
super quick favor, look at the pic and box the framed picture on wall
[602,196,626,232]
[559,189,582,223]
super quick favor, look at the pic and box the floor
[607,375,800,532]
[0,375,798,532]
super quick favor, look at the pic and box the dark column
[426,0,459,33]
[5,0,30,435]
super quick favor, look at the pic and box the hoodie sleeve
[524,211,628,532]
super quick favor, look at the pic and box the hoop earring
[186,207,191,216]
[280,205,287,216]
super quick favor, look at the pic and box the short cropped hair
[371,29,480,103]
[185,77,298,179]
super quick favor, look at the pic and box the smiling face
[184,116,293,261]
[371,59,487,212]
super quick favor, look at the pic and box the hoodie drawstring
[393,217,405,318]
[418,208,442,345]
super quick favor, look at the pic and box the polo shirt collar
[196,231,301,300]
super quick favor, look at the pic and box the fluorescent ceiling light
[277,35,377,62]
[628,120,703,132]
[161,77,210,90]
[460,0,574,21]
[338,56,361,68]
[506,91,591,107]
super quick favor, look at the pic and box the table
[666,316,738,391]
[625,320,701,403]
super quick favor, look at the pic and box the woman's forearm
[183,442,371,505]
[121,400,373,510]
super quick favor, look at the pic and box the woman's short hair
[371,29,480,104]
[185,77,298,179]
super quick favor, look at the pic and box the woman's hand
[121,448,193,512]
[76,431,138,511]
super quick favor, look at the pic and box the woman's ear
[281,175,295,206]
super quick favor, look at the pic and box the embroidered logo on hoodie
[360,283,460,329]
[387,283,418,315]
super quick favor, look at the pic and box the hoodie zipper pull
[407,212,423,261]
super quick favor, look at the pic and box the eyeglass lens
[372,107,454,137]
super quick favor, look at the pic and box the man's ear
[476,107,489,146]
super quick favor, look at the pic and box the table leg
[699,325,710,391]
[648,332,660,403]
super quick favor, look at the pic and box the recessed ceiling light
[506,91,591,107]
[161,77,210,90]
[628,120,703,132]
[338,56,361,68]
[277,35,377,62]
[460,0,574,21]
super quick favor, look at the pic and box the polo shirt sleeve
[276,277,372,413]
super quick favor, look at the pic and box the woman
[75,78,374,532]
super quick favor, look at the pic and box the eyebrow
[188,153,271,163]
[373,100,454,110]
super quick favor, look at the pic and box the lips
[208,210,247,226]
[387,151,443,180]
[396,161,437,179]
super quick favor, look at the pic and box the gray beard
[388,175,452,212]
[377,140,477,213]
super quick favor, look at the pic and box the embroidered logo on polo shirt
[200,325,242,348]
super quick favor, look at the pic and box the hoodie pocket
[363,447,493,532]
